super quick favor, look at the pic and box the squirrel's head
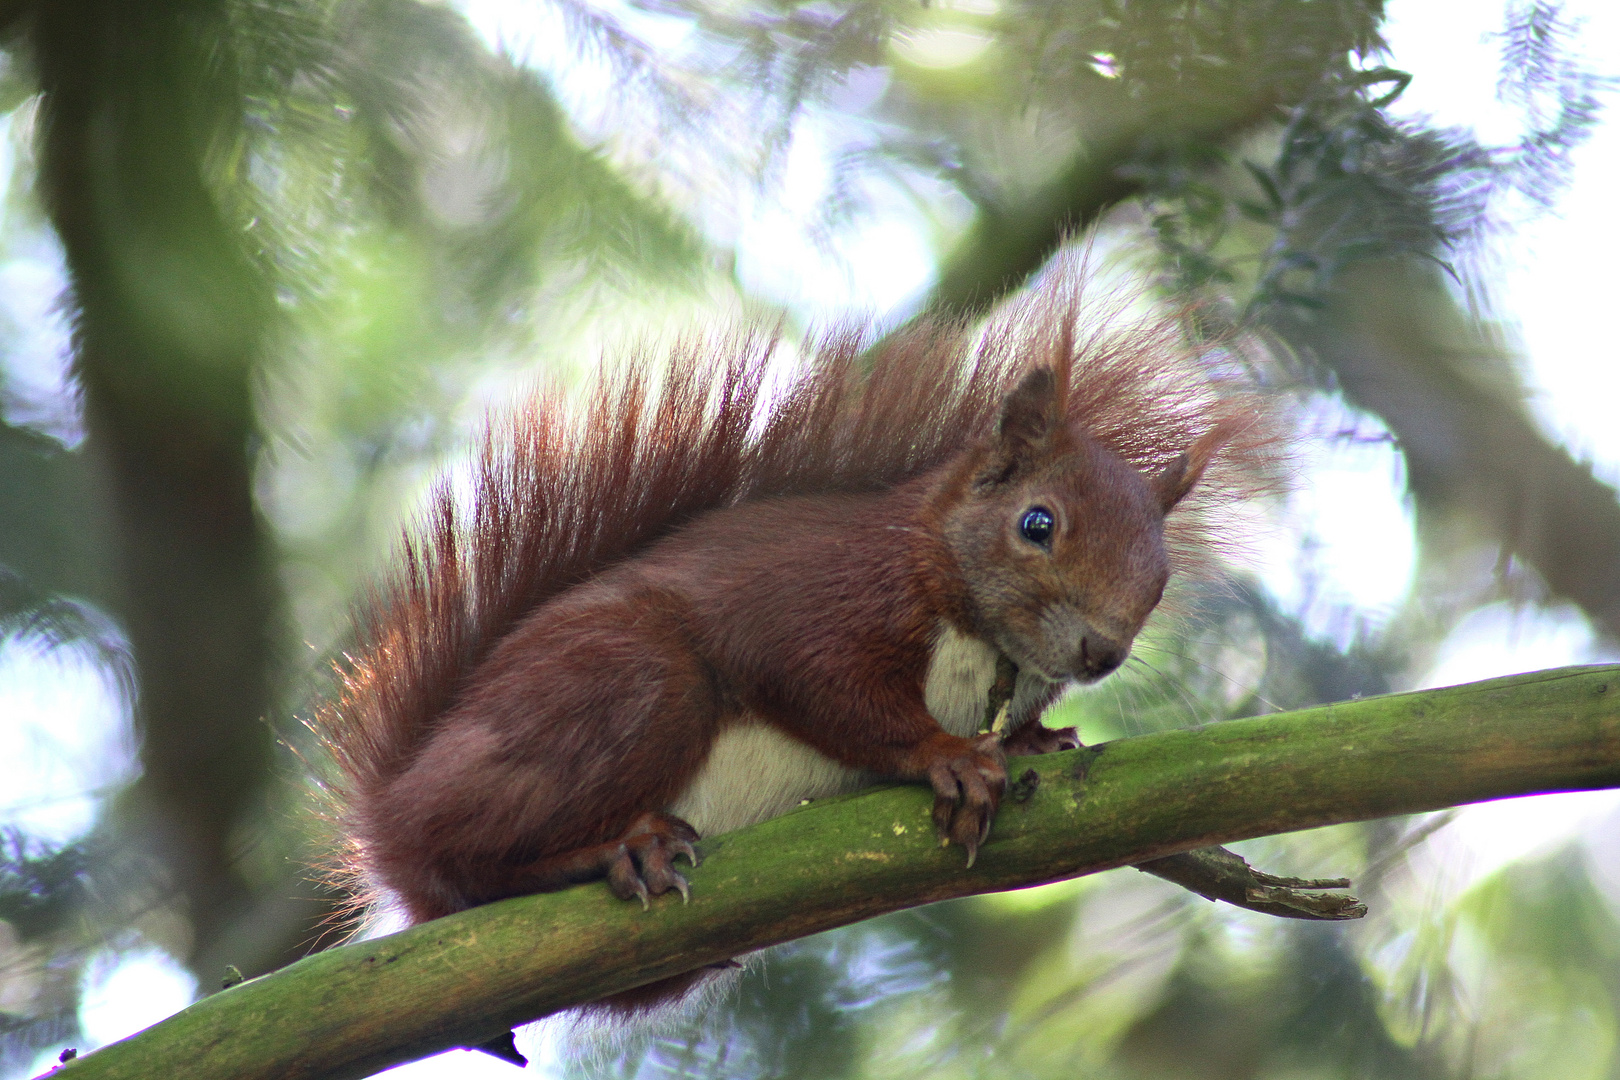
[942,366,1215,685]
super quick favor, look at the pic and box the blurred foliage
[572,835,1620,1080]
[0,0,1617,1077]
[0,835,100,1074]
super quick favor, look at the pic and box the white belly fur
[668,625,999,837]
[922,626,1001,738]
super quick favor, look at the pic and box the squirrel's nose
[1076,635,1127,680]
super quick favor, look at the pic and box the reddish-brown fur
[313,288,1279,1013]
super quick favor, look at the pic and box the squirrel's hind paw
[604,812,701,909]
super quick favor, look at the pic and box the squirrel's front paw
[1001,722,1080,756]
[917,732,1007,867]
[605,811,701,909]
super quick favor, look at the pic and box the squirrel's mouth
[1071,658,1126,685]
[1003,638,1130,685]
[992,633,1062,684]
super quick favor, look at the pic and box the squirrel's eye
[1019,507,1055,547]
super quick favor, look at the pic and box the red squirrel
[315,293,1274,1016]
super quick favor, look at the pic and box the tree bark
[56,664,1620,1080]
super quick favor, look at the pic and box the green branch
[61,665,1620,1080]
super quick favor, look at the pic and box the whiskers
[1062,636,1276,739]
[1133,638,1281,715]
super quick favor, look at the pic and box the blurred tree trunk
[1275,260,1620,635]
[928,82,1278,317]
[30,0,289,977]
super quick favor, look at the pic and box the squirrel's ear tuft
[981,367,1064,486]
[1152,453,1197,512]
[1153,424,1226,512]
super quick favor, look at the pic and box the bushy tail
[310,276,1282,914]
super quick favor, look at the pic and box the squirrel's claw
[959,788,998,868]
[601,811,702,908]
[921,732,1007,867]
[929,769,958,839]
[606,844,651,908]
